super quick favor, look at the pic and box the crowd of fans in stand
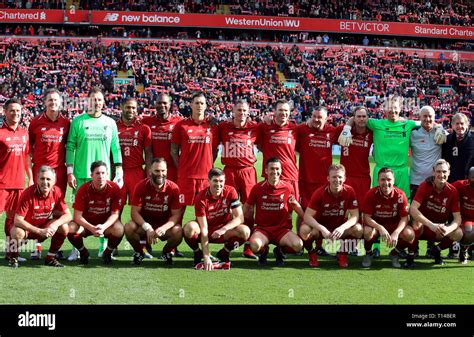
[1,0,471,26]
[0,39,472,129]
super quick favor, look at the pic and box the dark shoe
[45,257,65,268]
[79,248,89,265]
[9,257,19,269]
[161,252,174,265]
[193,249,203,266]
[216,248,230,263]
[433,248,445,265]
[273,247,285,267]
[404,255,415,268]
[132,252,145,265]
[258,246,269,266]
[102,251,112,265]
[316,247,330,257]
[171,248,184,258]
[55,250,66,260]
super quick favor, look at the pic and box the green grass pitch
[0,154,472,304]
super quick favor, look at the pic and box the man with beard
[142,93,182,182]
[125,157,183,265]
[8,166,71,268]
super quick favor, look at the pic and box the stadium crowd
[0,39,472,129]
[1,0,471,27]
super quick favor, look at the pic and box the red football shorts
[177,177,208,206]
[253,225,291,245]
[223,166,257,203]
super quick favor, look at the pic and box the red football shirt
[0,121,30,189]
[16,185,67,228]
[171,118,217,179]
[413,181,460,223]
[308,184,359,228]
[452,179,474,222]
[361,186,408,226]
[257,121,298,182]
[28,113,70,169]
[130,178,182,225]
[73,181,122,225]
[117,119,152,170]
[142,115,182,171]
[246,180,294,229]
[296,123,341,184]
[217,121,257,168]
[339,129,373,178]
[194,185,240,231]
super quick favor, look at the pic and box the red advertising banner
[0,10,472,40]
[64,9,89,24]
[0,9,63,23]
[89,12,474,40]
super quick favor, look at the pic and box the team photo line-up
[1,88,473,270]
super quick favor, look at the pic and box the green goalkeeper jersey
[66,113,122,179]
[367,118,418,168]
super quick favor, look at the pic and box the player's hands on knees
[155,226,166,238]
[211,228,225,239]
[330,227,344,240]
[94,224,105,237]
[379,227,391,243]
[436,224,447,236]
[321,228,332,240]
[67,173,77,189]
[388,232,399,248]
[203,256,214,271]
[146,228,158,245]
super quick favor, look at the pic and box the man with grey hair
[442,112,474,258]
[8,166,72,268]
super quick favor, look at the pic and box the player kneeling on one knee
[361,168,414,268]
[244,158,304,267]
[125,158,183,265]
[8,166,72,268]
[300,164,363,268]
[184,168,249,270]
[67,161,124,265]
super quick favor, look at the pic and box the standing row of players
[0,89,473,268]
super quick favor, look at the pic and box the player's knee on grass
[184,221,200,237]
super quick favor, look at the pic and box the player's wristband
[67,166,74,175]
[142,222,152,231]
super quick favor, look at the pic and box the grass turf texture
[0,154,472,304]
